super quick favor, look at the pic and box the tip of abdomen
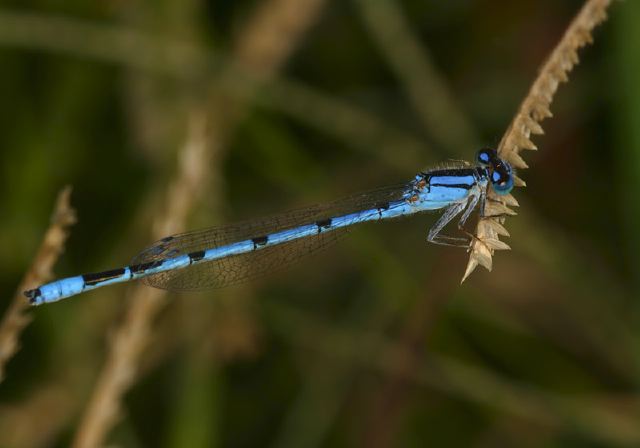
[24,288,41,304]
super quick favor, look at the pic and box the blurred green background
[1,0,639,447]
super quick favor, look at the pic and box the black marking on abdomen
[376,201,390,216]
[252,236,268,249]
[130,260,164,274]
[428,168,476,178]
[316,218,332,233]
[160,236,174,243]
[83,268,126,286]
[430,183,473,190]
[189,250,206,263]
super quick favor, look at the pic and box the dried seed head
[463,0,612,282]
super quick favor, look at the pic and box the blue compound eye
[491,162,514,195]
[476,148,495,166]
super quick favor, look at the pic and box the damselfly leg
[427,191,482,248]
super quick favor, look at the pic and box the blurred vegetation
[1,0,639,447]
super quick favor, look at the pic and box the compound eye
[491,164,514,195]
[476,148,495,166]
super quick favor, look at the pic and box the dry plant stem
[231,0,326,81]
[72,1,328,447]
[0,186,76,382]
[204,0,329,146]
[72,112,210,448]
[464,0,612,280]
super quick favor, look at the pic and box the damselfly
[25,148,514,305]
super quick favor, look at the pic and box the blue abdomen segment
[28,268,135,305]
[36,275,85,303]
[27,255,194,305]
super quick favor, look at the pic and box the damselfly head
[476,147,514,195]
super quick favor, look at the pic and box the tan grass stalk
[0,186,76,382]
[230,0,326,80]
[463,0,613,281]
[71,112,209,448]
[72,1,328,446]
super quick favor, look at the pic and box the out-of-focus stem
[0,186,76,382]
[72,1,330,446]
